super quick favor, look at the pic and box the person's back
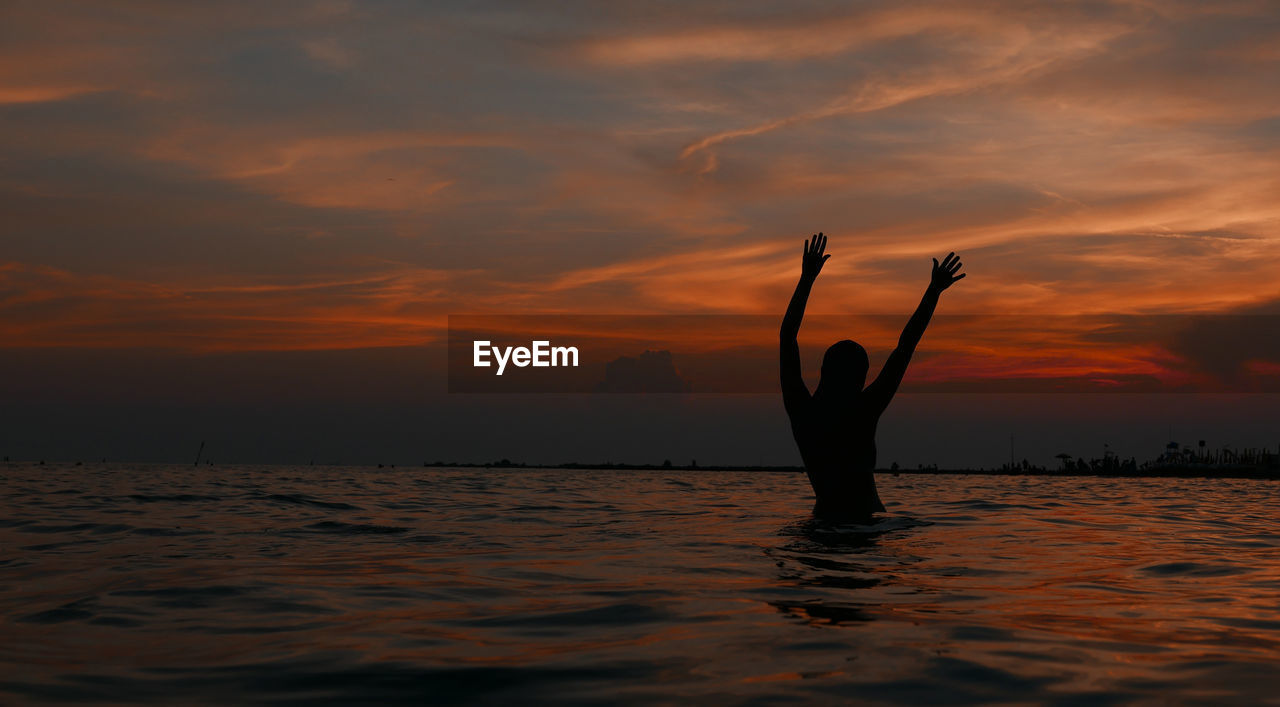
[787,383,885,516]
[780,233,965,517]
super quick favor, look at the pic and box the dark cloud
[596,350,692,393]
[1164,301,1280,386]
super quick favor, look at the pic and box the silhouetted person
[781,233,965,517]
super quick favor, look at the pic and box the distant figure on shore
[781,233,965,517]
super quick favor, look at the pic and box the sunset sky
[3,1,1280,466]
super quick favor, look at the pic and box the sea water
[2,464,1278,704]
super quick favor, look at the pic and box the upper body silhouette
[780,233,965,517]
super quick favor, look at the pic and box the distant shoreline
[5,459,1276,480]
[419,461,1280,480]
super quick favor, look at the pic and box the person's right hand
[930,252,965,292]
[802,232,830,280]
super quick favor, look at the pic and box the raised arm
[867,252,965,406]
[780,233,829,410]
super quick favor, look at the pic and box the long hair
[815,339,868,399]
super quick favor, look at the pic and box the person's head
[818,339,869,394]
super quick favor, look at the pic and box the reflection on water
[770,516,921,625]
[1,464,1278,703]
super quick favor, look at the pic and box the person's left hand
[802,232,830,280]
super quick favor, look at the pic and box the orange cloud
[0,85,100,104]
[0,261,473,351]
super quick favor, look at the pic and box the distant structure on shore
[1017,440,1280,480]
[7,441,1276,480]
[415,440,1279,480]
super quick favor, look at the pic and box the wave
[301,521,408,535]
[262,493,361,510]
